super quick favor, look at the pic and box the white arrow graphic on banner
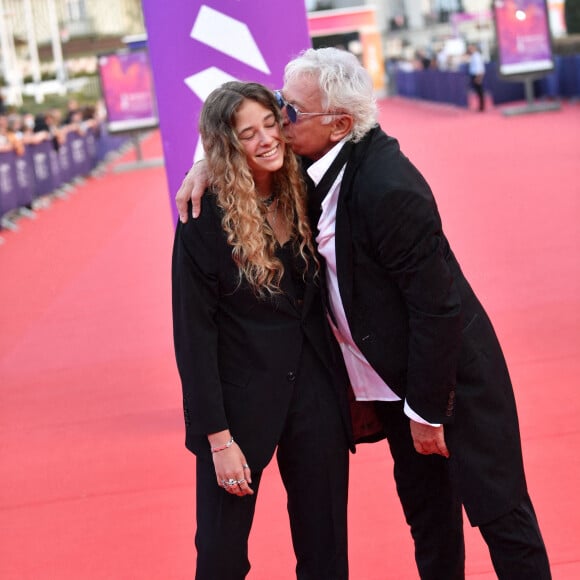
[190,5,271,74]
[184,67,238,102]
[183,66,240,162]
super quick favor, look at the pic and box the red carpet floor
[1,99,579,579]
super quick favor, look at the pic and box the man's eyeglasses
[274,90,344,124]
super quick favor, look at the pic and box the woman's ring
[242,464,249,469]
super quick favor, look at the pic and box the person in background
[0,113,30,155]
[176,48,552,580]
[33,109,64,150]
[21,113,42,142]
[467,42,486,112]
[172,81,352,580]
[64,98,81,124]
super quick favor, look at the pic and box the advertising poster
[97,49,159,133]
[494,0,554,76]
[141,1,311,222]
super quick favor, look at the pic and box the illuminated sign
[494,0,554,76]
[98,49,159,133]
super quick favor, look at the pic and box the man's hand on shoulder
[176,159,210,223]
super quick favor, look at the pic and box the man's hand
[410,420,450,458]
[175,159,210,223]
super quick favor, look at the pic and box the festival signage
[494,0,554,76]
[141,1,312,222]
[97,49,159,133]
[0,153,18,216]
[30,141,55,198]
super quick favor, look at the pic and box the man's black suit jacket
[329,126,527,525]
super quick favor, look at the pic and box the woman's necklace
[267,197,279,228]
[261,192,277,208]
[258,190,280,232]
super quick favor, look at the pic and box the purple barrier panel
[537,70,559,98]
[29,140,56,197]
[68,131,91,177]
[449,71,469,107]
[57,135,74,184]
[95,129,107,161]
[558,54,580,98]
[416,70,429,100]
[421,69,435,100]
[13,151,35,207]
[487,61,526,104]
[399,70,418,97]
[96,130,128,161]
[0,151,19,217]
[575,54,580,97]
[49,147,63,191]
[83,129,98,169]
[431,70,446,103]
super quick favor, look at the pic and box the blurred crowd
[394,41,478,74]
[0,98,105,157]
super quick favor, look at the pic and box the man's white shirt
[307,139,439,426]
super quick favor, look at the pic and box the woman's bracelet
[211,436,234,453]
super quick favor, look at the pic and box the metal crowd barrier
[395,54,580,107]
[0,129,130,231]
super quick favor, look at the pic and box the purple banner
[48,148,62,191]
[494,0,554,76]
[84,130,98,167]
[13,153,35,207]
[0,152,19,216]
[68,132,91,177]
[141,0,312,223]
[29,141,55,197]
[98,49,159,133]
[57,139,73,185]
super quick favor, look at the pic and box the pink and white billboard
[97,49,159,133]
[494,0,554,76]
[141,1,312,222]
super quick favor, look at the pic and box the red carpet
[1,99,579,579]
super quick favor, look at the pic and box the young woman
[172,81,353,580]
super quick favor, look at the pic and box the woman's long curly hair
[199,81,317,297]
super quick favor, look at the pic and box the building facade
[3,0,144,45]
[1,0,145,79]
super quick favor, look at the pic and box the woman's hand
[209,431,254,496]
[213,443,254,496]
